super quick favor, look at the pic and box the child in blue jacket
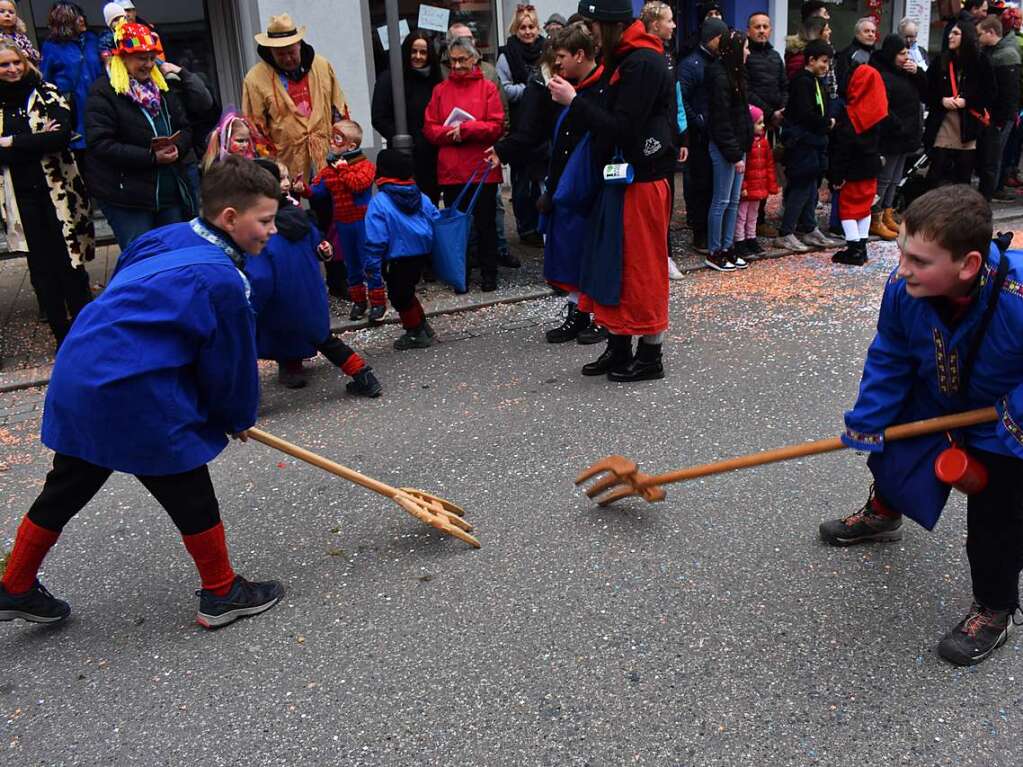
[364,149,440,350]
[820,185,1023,667]
[0,157,284,630]
[245,159,381,396]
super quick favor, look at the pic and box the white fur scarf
[0,82,95,267]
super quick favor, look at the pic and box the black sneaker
[196,575,284,629]
[367,304,386,322]
[393,326,434,350]
[345,367,382,398]
[576,322,607,345]
[938,601,1014,666]
[704,251,736,272]
[819,488,903,546]
[349,302,368,321]
[0,580,71,624]
[497,250,522,268]
[746,238,765,256]
[545,303,590,344]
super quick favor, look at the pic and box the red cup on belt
[934,446,989,494]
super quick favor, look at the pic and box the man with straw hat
[242,13,349,182]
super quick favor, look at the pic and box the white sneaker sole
[197,596,281,629]
[703,259,736,272]
[0,608,69,623]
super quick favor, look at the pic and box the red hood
[577,64,605,91]
[614,20,667,57]
[846,65,888,134]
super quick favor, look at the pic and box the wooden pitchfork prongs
[247,428,480,548]
[574,455,668,507]
[575,406,1001,509]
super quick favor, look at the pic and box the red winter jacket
[423,67,505,186]
[740,134,779,202]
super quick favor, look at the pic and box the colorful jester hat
[109,21,168,95]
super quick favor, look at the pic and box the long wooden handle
[641,406,1000,488]
[247,427,399,500]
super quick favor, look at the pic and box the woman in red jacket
[423,36,505,291]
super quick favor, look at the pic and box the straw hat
[254,14,307,48]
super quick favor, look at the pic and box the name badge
[603,162,634,185]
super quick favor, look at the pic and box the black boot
[576,322,608,345]
[831,240,867,266]
[608,340,665,382]
[545,303,590,344]
[349,301,368,321]
[345,366,383,398]
[581,333,633,376]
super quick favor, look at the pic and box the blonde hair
[640,2,671,29]
[0,40,39,78]
[335,118,363,147]
[0,0,27,34]
[508,6,540,37]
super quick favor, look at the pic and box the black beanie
[577,0,633,22]
[375,148,414,180]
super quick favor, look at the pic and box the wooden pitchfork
[247,428,480,548]
[576,407,1000,507]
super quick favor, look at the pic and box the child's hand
[317,241,334,261]
[293,179,306,195]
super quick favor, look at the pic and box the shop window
[28,0,220,101]
[366,0,500,76]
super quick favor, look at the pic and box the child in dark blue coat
[0,157,284,630]
[246,159,381,396]
[820,186,1023,666]
[364,149,440,350]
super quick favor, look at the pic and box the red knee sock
[349,284,368,305]
[398,300,425,330]
[2,517,61,594]
[340,352,367,376]
[368,287,387,308]
[181,522,236,596]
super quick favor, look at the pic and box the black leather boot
[831,239,867,266]
[545,303,591,344]
[581,333,633,376]
[608,340,664,382]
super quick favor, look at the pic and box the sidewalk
[3,185,1023,393]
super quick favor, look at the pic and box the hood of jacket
[257,40,316,80]
[615,20,666,57]
[380,181,423,213]
[846,64,888,134]
[274,198,312,242]
[447,66,484,83]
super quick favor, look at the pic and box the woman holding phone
[83,22,196,248]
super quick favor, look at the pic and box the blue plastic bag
[432,164,488,294]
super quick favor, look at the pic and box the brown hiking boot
[869,212,898,241]
[819,486,903,546]
[882,207,901,232]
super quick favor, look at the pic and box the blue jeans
[707,142,744,253]
[780,177,819,236]
[101,203,188,250]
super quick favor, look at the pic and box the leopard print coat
[0,80,95,267]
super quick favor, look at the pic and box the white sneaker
[667,257,684,280]
[774,233,811,252]
[732,255,749,269]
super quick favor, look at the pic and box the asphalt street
[2,242,1022,766]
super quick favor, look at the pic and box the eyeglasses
[449,55,472,65]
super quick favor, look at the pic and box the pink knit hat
[749,105,764,123]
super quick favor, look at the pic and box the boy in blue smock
[0,157,284,630]
[364,149,440,350]
[820,185,1023,666]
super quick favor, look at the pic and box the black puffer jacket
[84,77,195,212]
[746,40,787,118]
[706,61,754,163]
[835,39,875,97]
[870,50,926,155]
